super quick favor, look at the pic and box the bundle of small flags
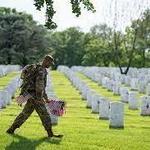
[16,93,32,105]
[16,93,66,116]
[46,99,66,116]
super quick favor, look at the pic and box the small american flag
[16,93,32,105]
[46,99,66,116]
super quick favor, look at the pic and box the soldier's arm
[35,68,45,100]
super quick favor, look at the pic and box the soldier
[6,55,63,138]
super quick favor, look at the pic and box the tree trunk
[114,29,137,75]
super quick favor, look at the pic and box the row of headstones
[0,65,21,77]
[71,66,149,98]
[109,72,150,94]
[71,66,150,78]
[71,66,150,116]
[0,76,20,109]
[57,65,124,128]
[71,66,150,94]
[45,71,59,125]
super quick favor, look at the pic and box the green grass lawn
[0,71,150,150]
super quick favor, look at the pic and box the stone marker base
[99,117,109,120]
[109,125,124,129]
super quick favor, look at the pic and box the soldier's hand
[45,99,50,103]
[18,104,22,107]
[45,98,53,103]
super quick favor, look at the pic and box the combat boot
[46,129,63,138]
[6,124,19,135]
[47,129,53,137]
[6,128,15,134]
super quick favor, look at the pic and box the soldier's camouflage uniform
[8,64,53,136]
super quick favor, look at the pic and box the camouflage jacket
[21,64,48,100]
[35,64,48,100]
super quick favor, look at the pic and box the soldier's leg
[6,99,34,134]
[34,102,54,137]
[34,102,63,138]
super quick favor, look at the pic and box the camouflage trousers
[9,98,52,134]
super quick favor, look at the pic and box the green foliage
[33,0,95,29]
[46,9,149,68]
[134,9,150,67]
[48,27,85,67]
[0,7,50,66]
[107,9,150,71]
[0,6,149,68]
[82,24,114,66]
[82,38,111,66]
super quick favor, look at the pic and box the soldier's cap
[44,55,55,65]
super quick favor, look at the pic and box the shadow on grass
[5,134,62,150]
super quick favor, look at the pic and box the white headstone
[107,79,114,91]
[120,87,129,103]
[81,86,89,100]
[140,96,150,116]
[46,103,58,125]
[102,77,109,88]
[0,91,6,108]
[109,102,124,128]
[138,81,146,94]
[113,83,120,95]
[86,91,95,108]
[2,91,10,105]
[128,91,139,110]
[124,76,131,86]
[99,98,110,120]
[0,92,4,108]
[91,94,100,113]
[50,114,58,125]
[146,83,150,96]
[130,78,138,90]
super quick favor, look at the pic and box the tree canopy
[0,7,149,71]
[0,7,50,66]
